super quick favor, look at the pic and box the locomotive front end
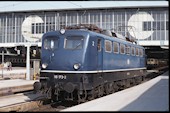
[35,29,92,102]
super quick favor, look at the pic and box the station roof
[0,1,168,13]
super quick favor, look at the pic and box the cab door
[88,37,103,71]
[96,37,103,72]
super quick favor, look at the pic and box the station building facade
[0,5,169,64]
[0,6,168,45]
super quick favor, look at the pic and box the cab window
[64,36,84,50]
[44,37,59,50]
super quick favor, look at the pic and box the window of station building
[32,23,45,34]
[143,21,167,31]
[131,47,135,56]
[32,23,35,34]
[102,12,113,30]
[139,48,143,57]
[166,21,169,30]
[105,40,112,53]
[67,13,78,26]
[143,21,151,31]
[60,21,66,29]
[59,13,66,29]
[120,44,125,54]
[154,21,165,31]
[90,12,100,23]
[136,48,139,56]
[78,12,89,24]
[126,45,130,55]
[156,22,161,30]
[46,22,55,32]
[36,23,39,34]
[113,42,119,53]
[152,21,157,30]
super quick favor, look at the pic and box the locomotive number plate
[54,74,67,79]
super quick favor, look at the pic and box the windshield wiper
[73,43,81,50]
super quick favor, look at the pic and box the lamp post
[15,43,39,80]
[26,43,31,80]
[1,48,4,78]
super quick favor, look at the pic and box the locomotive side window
[44,38,59,50]
[131,46,135,56]
[113,42,119,53]
[139,48,143,57]
[136,48,139,56]
[105,40,112,53]
[64,36,84,50]
[126,45,130,55]
[120,44,125,54]
[97,39,101,52]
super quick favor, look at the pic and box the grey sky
[0,1,168,12]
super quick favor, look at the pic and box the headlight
[60,29,65,34]
[73,63,81,70]
[42,63,48,69]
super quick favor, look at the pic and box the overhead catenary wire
[0,2,30,9]
[67,1,87,25]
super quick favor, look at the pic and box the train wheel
[97,85,104,97]
[105,83,114,94]
[142,75,145,81]
[130,78,136,86]
[87,90,95,101]
[125,79,131,88]
[135,76,141,85]
[88,96,94,101]
[78,90,87,104]
[113,82,119,92]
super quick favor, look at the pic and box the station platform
[62,71,169,111]
[0,67,37,96]
[0,79,37,96]
[0,67,28,80]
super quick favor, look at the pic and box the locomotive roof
[86,30,144,48]
[65,24,140,47]
[43,29,144,49]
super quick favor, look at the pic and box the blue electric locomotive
[34,25,146,103]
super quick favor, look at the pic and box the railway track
[29,101,77,111]
[0,67,168,112]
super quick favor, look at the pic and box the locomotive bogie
[37,68,146,102]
